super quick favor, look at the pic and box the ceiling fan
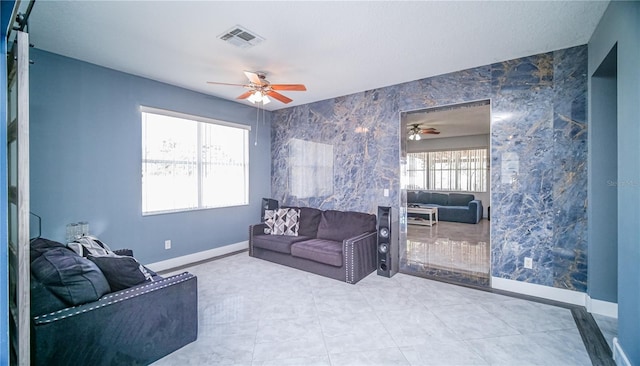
[408,124,440,140]
[207,71,306,105]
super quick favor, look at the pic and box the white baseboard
[146,241,248,272]
[613,337,631,366]
[586,295,618,318]
[491,277,587,306]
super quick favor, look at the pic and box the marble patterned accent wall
[272,45,588,292]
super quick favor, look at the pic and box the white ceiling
[27,1,608,112]
[404,102,490,139]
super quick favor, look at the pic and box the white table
[407,206,438,226]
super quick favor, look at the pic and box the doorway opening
[399,100,491,287]
[589,43,618,348]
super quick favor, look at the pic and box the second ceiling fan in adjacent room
[408,124,440,140]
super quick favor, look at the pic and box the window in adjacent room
[141,106,250,215]
[407,148,487,192]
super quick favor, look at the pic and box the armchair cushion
[30,237,67,262]
[31,247,111,306]
[87,255,152,291]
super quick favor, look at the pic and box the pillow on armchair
[87,255,153,291]
[31,247,111,305]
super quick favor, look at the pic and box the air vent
[218,25,264,49]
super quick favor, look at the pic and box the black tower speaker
[261,198,279,222]
[377,206,398,277]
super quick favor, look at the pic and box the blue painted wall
[1,2,16,363]
[29,49,272,264]
[589,2,640,364]
[272,46,589,292]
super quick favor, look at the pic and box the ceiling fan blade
[207,81,248,87]
[267,90,293,104]
[244,71,266,85]
[236,91,254,100]
[423,131,441,134]
[422,127,437,131]
[271,84,307,91]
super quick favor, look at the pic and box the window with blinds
[407,149,488,192]
[141,107,249,215]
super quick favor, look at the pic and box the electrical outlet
[524,257,533,269]
[164,240,171,250]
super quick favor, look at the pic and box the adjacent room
[402,100,491,287]
[2,1,639,366]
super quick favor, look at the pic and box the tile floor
[153,253,595,366]
[403,220,491,287]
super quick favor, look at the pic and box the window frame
[407,148,488,193]
[140,106,250,216]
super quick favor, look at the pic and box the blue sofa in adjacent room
[407,191,483,224]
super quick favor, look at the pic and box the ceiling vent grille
[218,25,264,49]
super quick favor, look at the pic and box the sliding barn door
[7,30,30,366]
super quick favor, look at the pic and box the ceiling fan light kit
[247,91,270,105]
[207,71,306,105]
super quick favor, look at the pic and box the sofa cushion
[431,193,449,206]
[449,193,474,206]
[407,191,419,203]
[252,234,313,254]
[87,255,152,291]
[291,239,343,267]
[283,206,323,237]
[31,247,111,305]
[316,210,376,242]
[417,191,432,204]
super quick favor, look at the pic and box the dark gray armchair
[30,238,198,366]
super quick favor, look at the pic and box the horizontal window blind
[407,149,487,192]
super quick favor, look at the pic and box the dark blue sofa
[408,191,483,224]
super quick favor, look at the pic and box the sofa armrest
[469,200,483,223]
[32,272,198,366]
[343,231,377,284]
[249,223,268,256]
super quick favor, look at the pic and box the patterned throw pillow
[269,208,300,236]
[264,209,277,234]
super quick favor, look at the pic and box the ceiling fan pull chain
[254,104,260,146]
